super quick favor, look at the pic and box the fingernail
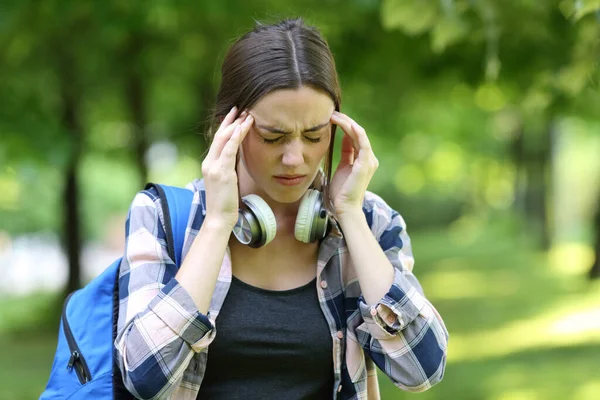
[231,106,238,113]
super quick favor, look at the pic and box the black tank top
[197,275,334,399]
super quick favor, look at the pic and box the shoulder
[127,179,205,223]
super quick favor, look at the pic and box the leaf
[559,0,576,18]
[568,0,600,20]
[381,0,440,35]
[431,15,469,53]
[556,61,595,95]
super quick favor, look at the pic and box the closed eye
[261,136,281,144]
[305,136,322,143]
[260,135,322,144]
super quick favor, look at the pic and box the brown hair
[208,18,341,212]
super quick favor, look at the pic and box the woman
[115,18,448,400]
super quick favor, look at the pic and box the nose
[281,139,304,168]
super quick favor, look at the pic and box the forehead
[250,86,335,126]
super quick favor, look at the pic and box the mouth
[273,175,307,186]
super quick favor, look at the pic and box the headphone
[232,189,329,248]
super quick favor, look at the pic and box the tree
[379,0,599,254]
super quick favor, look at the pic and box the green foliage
[560,0,600,20]
[1,0,598,238]
[381,0,441,35]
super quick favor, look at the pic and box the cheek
[316,135,332,159]
[241,135,270,172]
[240,138,255,170]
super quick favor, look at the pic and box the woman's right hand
[201,106,254,230]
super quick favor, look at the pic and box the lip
[273,175,306,186]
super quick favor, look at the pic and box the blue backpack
[40,184,195,400]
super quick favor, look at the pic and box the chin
[265,183,310,204]
[267,189,305,204]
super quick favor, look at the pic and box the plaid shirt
[115,179,448,400]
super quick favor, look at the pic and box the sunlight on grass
[550,308,600,336]
[491,389,539,400]
[575,381,600,400]
[421,268,519,300]
[448,287,600,362]
[548,242,595,276]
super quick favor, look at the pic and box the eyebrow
[255,121,330,134]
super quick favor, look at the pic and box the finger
[346,118,378,172]
[217,106,238,132]
[206,120,241,163]
[221,115,253,170]
[331,112,360,152]
[206,114,248,162]
[338,134,355,167]
[333,112,373,152]
[346,116,372,152]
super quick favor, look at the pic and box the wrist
[202,215,234,236]
[335,207,366,226]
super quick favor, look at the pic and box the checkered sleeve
[355,192,449,392]
[114,188,215,399]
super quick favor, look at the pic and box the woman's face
[240,85,335,204]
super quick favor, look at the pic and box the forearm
[339,204,448,390]
[337,209,394,306]
[175,217,232,314]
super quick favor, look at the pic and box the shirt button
[336,330,344,339]
[320,280,328,289]
[370,307,378,316]
[386,315,396,324]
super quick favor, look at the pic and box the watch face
[233,214,252,245]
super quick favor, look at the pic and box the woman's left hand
[329,111,379,217]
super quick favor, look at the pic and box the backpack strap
[113,184,194,400]
[145,183,194,266]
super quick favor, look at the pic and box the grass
[0,335,58,400]
[1,219,599,399]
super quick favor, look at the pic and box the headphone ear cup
[295,189,328,243]
[239,194,277,247]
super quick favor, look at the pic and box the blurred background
[1,0,599,399]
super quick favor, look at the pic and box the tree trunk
[58,51,84,295]
[589,194,600,279]
[63,162,82,294]
[126,70,148,188]
[510,122,526,215]
[124,34,149,188]
[523,121,553,249]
